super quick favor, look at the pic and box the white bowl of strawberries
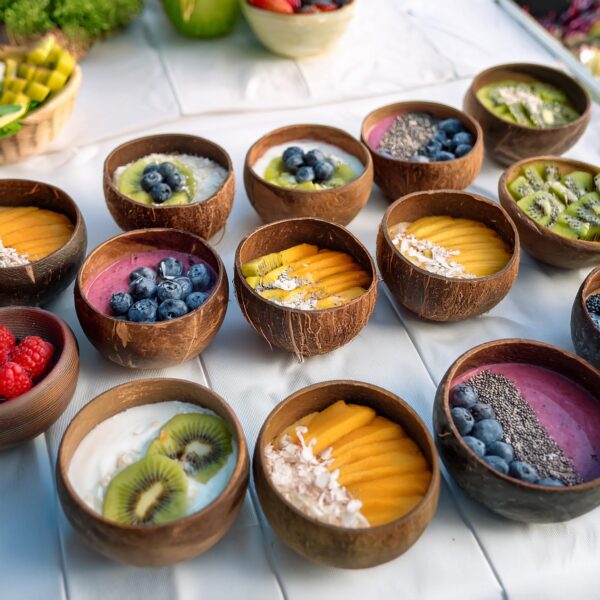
[242,0,356,58]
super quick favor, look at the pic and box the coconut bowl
[499,156,600,269]
[104,134,235,241]
[0,307,79,450]
[254,380,440,568]
[360,101,484,201]
[571,266,600,370]
[56,378,249,566]
[234,217,377,357]
[74,228,228,369]
[434,339,600,522]
[244,124,373,226]
[463,63,591,166]
[0,179,87,307]
[377,190,519,321]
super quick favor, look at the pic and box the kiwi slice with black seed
[102,454,188,526]
[147,413,233,484]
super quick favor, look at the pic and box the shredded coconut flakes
[0,240,29,268]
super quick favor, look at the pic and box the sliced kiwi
[102,454,188,526]
[147,413,233,484]
[523,166,545,191]
[508,175,534,200]
[544,164,560,182]
[561,171,593,200]
[548,213,590,240]
[579,192,600,215]
[517,191,565,227]
[594,173,600,194]
[547,180,578,205]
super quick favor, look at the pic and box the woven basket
[0,47,82,165]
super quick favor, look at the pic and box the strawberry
[249,0,294,14]
[12,336,55,380]
[0,362,32,401]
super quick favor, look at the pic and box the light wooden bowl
[74,228,228,369]
[0,179,87,307]
[571,266,600,370]
[498,156,600,269]
[463,63,591,166]
[234,218,377,357]
[104,134,235,240]
[0,306,79,450]
[56,378,249,566]
[361,101,484,201]
[254,380,440,568]
[377,190,520,321]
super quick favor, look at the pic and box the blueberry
[282,146,304,162]
[285,153,304,174]
[158,257,184,280]
[141,171,163,192]
[453,131,473,147]
[509,461,539,483]
[157,299,188,321]
[463,436,486,458]
[143,163,160,175]
[187,263,212,291]
[150,183,172,203]
[425,140,441,155]
[296,166,315,183]
[451,407,474,436]
[165,170,184,192]
[129,276,157,300]
[433,151,455,162]
[411,155,430,163]
[450,384,478,409]
[472,419,503,446]
[433,129,447,143]
[109,292,133,316]
[471,402,496,422]
[174,277,193,299]
[186,291,209,310]
[129,267,156,283]
[157,280,182,302]
[454,144,473,158]
[539,478,565,487]
[438,118,464,136]
[304,149,325,166]
[157,162,177,178]
[313,160,334,182]
[483,455,509,475]
[127,298,157,323]
[486,441,514,464]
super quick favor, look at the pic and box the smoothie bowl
[104,134,235,241]
[74,228,228,369]
[361,102,483,201]
[377,190,520,321]
[234,217,377,357]
[434,339,600,522]
[571,265,600,370]
[244,124,373,226]
[57,378,249,566]
[254,380,440,568]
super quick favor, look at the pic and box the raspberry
[0,325,16,353]
[0,362,32,400]
[0,346,11,365]
[12,336,55,380]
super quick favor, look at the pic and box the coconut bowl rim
[576,265,600,334]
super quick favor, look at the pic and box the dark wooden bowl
[434,339,600,522]
[234,218,377,357]
[254,380,440,568]
[377,190,520,321]
[74,228,228,369]
[499,156,600,269]
[104,134,235,240]
[0,179,87,307]
[463,63,591,166]
[360,101,484,201]
[56,378,249,566]
[571,266,600,369]
[0,307,79,450]
[244,124,373,226]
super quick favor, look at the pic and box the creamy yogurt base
[69,401,237,517]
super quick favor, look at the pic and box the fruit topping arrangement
[509,162,600,241]
[242,243,370,309]
[0,326,55,402]
[477,80,580,128]
[0,35,76,138]
[0,206,74,267]
[388,216,512,279]
[248,0,352,15]
[265,400,431,527]
[586,292,600,328]
[115,153,227,206]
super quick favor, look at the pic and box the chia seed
[378,113,438,160]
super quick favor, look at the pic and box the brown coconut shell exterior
[463,63,591,167]
[377,190,520,321]
[104,134,235,240]
[234,218,377,357]
[56,378,249,566]
[0,307,79,449]
[244,124,373,226]
[0,179,87,307]
[74,228,228,369]
[254,380,440,568]
[360,101,484,201]
[571,266,600,369]
[499,156,600,269]
[433,338,600,522]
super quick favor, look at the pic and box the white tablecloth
[0,1,599,599]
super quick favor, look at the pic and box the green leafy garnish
[0,121,22,138]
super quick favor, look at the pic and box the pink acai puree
[367,115,397,150]
[85,250,209,314]
[454,363,600,481]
